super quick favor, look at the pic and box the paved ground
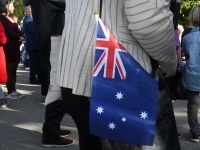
[0,64,200,150]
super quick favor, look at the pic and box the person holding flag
[58,0,179,149]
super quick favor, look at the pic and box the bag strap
[150,57,159,77]
[100,0,103,18]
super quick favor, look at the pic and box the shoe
[191,133,199,143]
[42,137,74,147]
[59,130,71,137]
[177,132,181,139]
[25,67,29,70]
[12,91,25,99]
[0,98,9,108]
[30,79,41,85]
[42,130,71,138]
[171,94,176,102]
[6,93,21,99]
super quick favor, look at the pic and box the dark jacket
[0,15,23,63]
[23,0,65,95]
[23,15,37,51]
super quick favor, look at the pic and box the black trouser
[27,50,41,82]
[42,100,66,140]
[61,88,102,150]
[6,63,18,94]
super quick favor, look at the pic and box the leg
[5,63,21,99]
[0,84,4,99]
[35,50,42,82]
[28,50,36,82]
[28,50,40,84]
[42,100,74,147]
[12,63,18,92]
[6,63,16,94]
[0,84,8,108]
[61,88,102,150]
[187,89,200,134]
[42,36,72,147]
[42,100,66,140]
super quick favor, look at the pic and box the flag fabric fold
[89,17,158,146]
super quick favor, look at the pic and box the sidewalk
[0,64,79,150]
[0,64,200,150]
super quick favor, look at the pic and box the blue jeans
[0,85,4,99]
[187,89,200,134]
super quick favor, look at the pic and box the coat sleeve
[124,0,177,77]
[0,21,7,46]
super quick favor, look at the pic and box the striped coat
[57,0,177,97]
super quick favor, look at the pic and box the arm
[23,0,32,6]
[181,37,189,60]
[124,0,177,77]
[0,19,20,41]
[0,21,7,46]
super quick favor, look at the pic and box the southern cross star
[96,106,104,114]
[122,117,126,122]
[140,111,148,120]
[115,92,123,100]
[108,122,116,130]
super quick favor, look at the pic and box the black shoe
[191,133,199,143]
[30,79,41,84]
[42,137,74,147]
[42,129,71,138]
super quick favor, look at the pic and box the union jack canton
[93,18,127,80]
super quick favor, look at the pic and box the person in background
[178,24,184,43]
[0,0,24,99]
[23,0,73,147]
[0,20,8,108]
[182,4,200,143]
[23,6,41,84]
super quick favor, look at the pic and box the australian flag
[89,17,158,146]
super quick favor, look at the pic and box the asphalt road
[0,64,200,150]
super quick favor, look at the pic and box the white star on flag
[96,106,104,114]
[116,92,123,100]
[122,117,126,122]
[108,122,116,130]
[140,111,148,120]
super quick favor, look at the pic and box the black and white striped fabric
[57,0,177,97]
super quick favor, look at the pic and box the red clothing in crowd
[0,15,23,63]
[0,21,7,83]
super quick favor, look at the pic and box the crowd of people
[0,0,200,149]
